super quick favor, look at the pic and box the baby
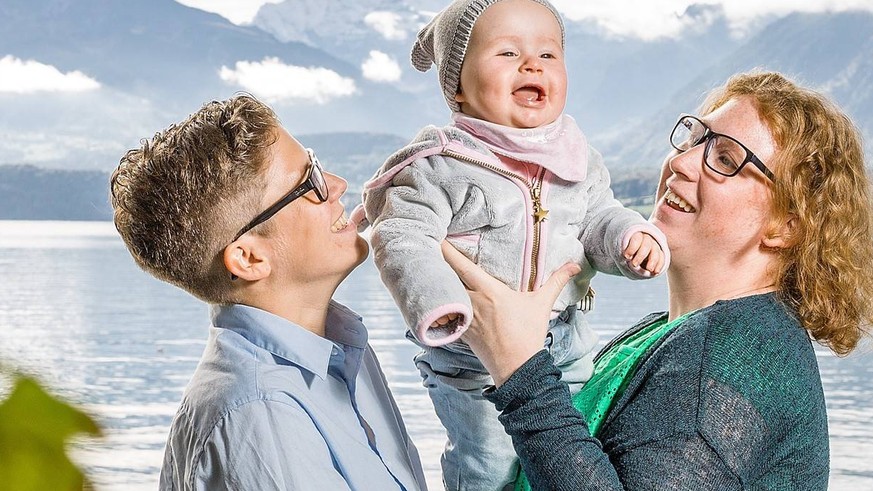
[359,0,669,488]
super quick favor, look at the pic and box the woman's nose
[667,144,702,181]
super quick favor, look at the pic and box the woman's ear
[224,237,271,282]
[762,214,797,250]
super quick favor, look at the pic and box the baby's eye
[541,53,556,59]
[498,51,517,57]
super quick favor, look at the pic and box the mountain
[0,159,650,221]
[0,0,435,171]
[252,1,745,137]
[254,1,873,178]
[557,4,742,132]
[601,11,873,178]
[0,165,111,221]
[2,2,873,219]
[253,0,449,62]
[0,0,351,104]
[0,131,408,220]
[295,132,410,207]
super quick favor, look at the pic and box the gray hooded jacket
[361,119,668,347]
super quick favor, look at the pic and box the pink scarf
[451,112,589,182]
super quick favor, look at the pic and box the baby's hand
[624,232,665,276]
[430,313,461,328]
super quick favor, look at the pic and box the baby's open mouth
[513,85,545,105]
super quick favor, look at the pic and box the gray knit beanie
[411,0,565,112]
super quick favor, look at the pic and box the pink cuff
[416,303,472,347]
[620,223,671,278]
[350,204,368,232]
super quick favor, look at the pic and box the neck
[239,278,339,337]
[666,255,777,321]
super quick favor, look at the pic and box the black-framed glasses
[670,114,775,182]
[231,148,329,243]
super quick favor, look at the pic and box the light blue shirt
[159,302,427,491]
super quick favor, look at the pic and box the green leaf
[0,375,102,491]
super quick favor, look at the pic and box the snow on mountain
[602,10,873,175]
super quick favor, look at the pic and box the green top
[572,312,691,436]
[515,312,690,491]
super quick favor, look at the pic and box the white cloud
[219,57,357,104]
[174,0,282,25]
[551,0,873,40]
[364,11,408,41]
[361,51,403,83]
[0,56,100,93]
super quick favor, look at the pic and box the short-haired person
[111,95,426,490]
[443,71,873,490]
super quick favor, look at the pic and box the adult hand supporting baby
[441,241,581,387]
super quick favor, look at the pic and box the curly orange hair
[702,72,873,355]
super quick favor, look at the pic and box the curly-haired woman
[443,71,873,490]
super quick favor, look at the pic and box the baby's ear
[762,214,797,250]
[455,85,465,104]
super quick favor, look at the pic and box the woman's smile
[663,187,695,213]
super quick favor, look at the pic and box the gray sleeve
[370,159,473,346]
[193,400,352,491]
[578,148,667,278]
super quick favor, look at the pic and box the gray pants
[412,306,597,491]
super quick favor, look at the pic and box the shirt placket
[329,343,408,491]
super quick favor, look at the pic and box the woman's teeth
[331,212,349,232]
[664,189,695,213]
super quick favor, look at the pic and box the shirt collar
[210,301,367,381]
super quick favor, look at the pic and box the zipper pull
[579,286,595,312]
[531,186,549,223]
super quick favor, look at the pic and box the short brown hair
[110,94,279,304]
[702,71,873,355]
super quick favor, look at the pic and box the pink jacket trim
[363,130,495,191]
[416,303,473,347]
[620,223,671,278]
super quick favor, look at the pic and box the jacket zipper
[528,169,547,291]
[443,150,548,291]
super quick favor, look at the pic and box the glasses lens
[309,152,329,201]
[705,136,747,176]
[671,117,705,151]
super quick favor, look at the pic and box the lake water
[0,220,871,490]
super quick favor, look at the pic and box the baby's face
[455,0,566,129]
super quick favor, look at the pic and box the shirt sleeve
[192,399,352,491]
[485,351,741,490]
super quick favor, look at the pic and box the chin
[353,236,370,265]
[515,113,559,129]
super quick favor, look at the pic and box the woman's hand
[441,241,581,386]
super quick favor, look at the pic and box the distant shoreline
[0,164,659,222]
